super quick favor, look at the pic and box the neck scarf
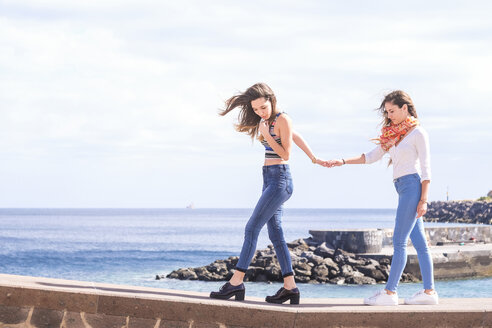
[375,116,419,151]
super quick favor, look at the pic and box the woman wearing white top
[327,90,438,306]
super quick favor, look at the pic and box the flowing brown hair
[378,90,418,127]
[219,83,278,140]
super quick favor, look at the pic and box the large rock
[425,200,492,225]
[340,264,355,278]
[301,251,325,266]
[355,264,386,281]
[314,243,335,258]
[265,265,282,281]
[346,275,377,285]
[313,264,329,279]
[176,268,198,280]
[163,237,417,285]
[287,238,308,249]
[334,249,356,264]
[206,262,228,276]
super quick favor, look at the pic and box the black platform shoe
[265,287,300,305]
[210,282,245,301]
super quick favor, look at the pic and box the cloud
[0,1,491,206]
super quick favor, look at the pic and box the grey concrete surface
[0,274,491,327]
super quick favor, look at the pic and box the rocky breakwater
[425,200,492,225]
[160,238,418,285]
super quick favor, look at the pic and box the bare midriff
[263,158,288,166]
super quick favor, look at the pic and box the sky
[1,0,491,208]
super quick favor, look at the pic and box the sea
[0,208,491,299]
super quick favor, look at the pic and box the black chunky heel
[290,294,300,305]
[235,289,245,301]
[265,287,300,305]
[210,282,246,301]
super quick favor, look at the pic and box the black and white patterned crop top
[260,112,283,160]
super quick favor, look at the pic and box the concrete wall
[310,226,492,253]
[1,274,491,328]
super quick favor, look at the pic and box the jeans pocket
[286,179,293,195]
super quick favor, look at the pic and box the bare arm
[292,131,315,160]
[327,145,385,167]
[327,154,366,167]
[417,180,430,218]
[292,130,327,165]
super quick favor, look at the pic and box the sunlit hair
[378,90,418,127]
[219,83,278,140]
[377,90,419,166]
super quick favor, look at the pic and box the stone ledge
[0,274,491,328]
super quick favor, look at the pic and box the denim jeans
[386,173,435,292]
[236,164,294,277]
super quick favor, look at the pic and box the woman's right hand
[258,119,270,137]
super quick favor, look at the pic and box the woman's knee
[269,235,285,246]
[413,241,430,253]
[392,234,408,248]
[244,223,261,240]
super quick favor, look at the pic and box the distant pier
[310,226,492,280]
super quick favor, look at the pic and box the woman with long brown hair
[327,90,438,306]
[209,82,325,305]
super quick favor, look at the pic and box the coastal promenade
[0,274,491,328]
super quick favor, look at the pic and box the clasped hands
[316,159,344,168]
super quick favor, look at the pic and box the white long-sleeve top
[364,126,431,181]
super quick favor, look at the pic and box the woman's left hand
[416,201,427,218]
[258,120,269,137]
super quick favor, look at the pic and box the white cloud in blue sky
[0,0,491,208]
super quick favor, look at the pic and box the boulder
[334,248,356,264]
[194,267,211,280]
[304,237,321,247]
[177,268,198,280]
[265,265,282,281]
[287,238,307,249]
[314,243,335,258]
[355,264,386,281]
[312,264,329,279]
[206,262,228,276]
[294,267,312,277]
[295,276,311,283]
[340,264,355,277]
[201,273,224,281]
[346,275,377,285]
[346,257,367,266]
[401,272,419,283]
[329,277,345,285]
[323,258,340,271]
[293,258,311,272]
[301,251,325,266]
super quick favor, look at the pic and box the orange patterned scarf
[375,116,419,151]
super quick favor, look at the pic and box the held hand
[325,159,344,168]
[258,120,270,137]
[416,202,427,218]
[315,158,330,167]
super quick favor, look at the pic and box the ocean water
[0,208,490,298]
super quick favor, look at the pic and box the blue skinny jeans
[236,164,294,277]
[386,173,435,292]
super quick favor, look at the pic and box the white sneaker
[364,290,398,306]
[404,290,439,305]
